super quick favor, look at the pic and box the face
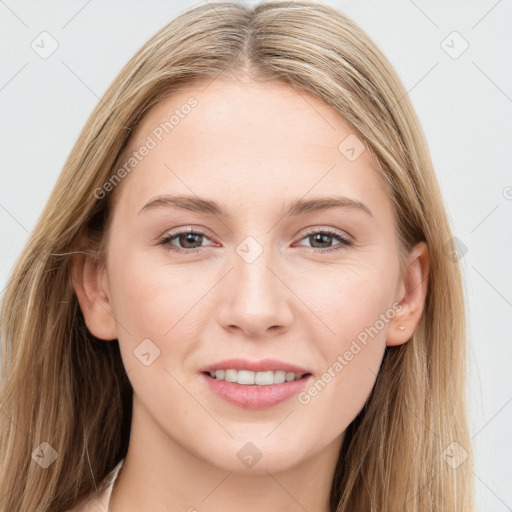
[87,78,415,474]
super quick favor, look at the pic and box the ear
[387,241,430,347]
[71,252,118,340]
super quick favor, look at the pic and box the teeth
[207,369,305,385]
[225,369,237,383]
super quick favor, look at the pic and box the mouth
[200,369,313,410]
[199,358,313,409]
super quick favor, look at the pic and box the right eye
[159,228,216,254]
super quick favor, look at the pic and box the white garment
[66,458,124,512]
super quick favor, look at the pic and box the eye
[295,228,353,253]
[159,227,353,255]
[159,228,216,254]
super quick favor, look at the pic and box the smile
[206,369,308,386]
[201,371,313,409]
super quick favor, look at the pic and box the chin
[202,439,308,475]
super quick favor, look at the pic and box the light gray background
[1,1,511,509]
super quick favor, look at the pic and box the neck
[109,397,343,512]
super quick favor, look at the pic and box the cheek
[304,257,397,345]
[108,247,194,333]
[298,341,385,448]
[107,256,197,418]
[298,263,396,418]
[105,249,186,370]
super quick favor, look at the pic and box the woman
[0,1,473,511]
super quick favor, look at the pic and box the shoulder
[64,459,124,512]
[63,485,111,512]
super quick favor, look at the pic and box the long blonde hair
[0,2,473,510]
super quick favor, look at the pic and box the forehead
[112,79,391,218]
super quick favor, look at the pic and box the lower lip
[201,372,313,410]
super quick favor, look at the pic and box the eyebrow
[138,194,373,218]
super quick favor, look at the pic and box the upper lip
[200,358,311,374]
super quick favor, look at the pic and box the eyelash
[158,227,353,255]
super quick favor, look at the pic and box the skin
[73,77,429,512]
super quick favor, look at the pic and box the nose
[216,248,294,338]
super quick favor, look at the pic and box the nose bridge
[218,233,293,335]
[233,233,281,306]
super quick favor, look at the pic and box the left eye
[159,228,352,254]
[296,229,352,252]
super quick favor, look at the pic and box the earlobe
[387,241,430,347]
[71,253,118,341]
